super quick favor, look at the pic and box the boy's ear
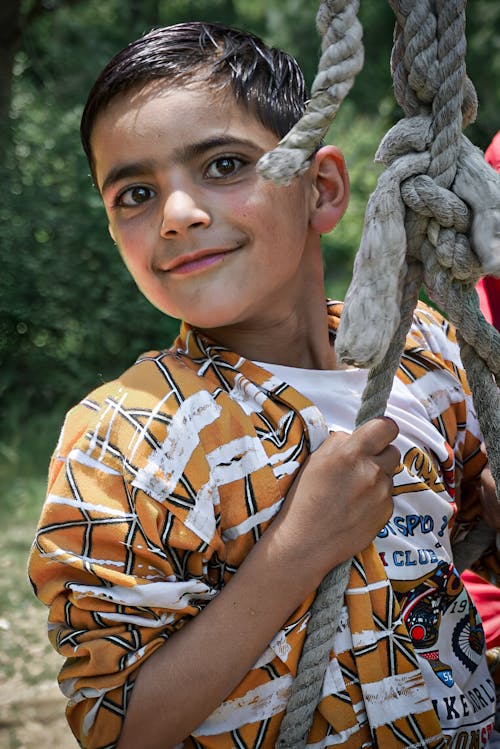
[308,145,349,234]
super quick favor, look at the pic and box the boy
[29,21,498,749]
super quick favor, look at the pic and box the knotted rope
[257,0,500,745]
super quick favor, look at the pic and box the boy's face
[92,82,326,339]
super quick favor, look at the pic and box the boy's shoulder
[404,300,464,375]
[331,298,467,404]
[53,346,214,463]
[329,297,459,370]
[79,345,198,403]
[407,300,455,346]
[396,302,475,429]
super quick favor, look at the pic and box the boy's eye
[205,156,244,179]
[116,185,155,207]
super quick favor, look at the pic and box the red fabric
[461,569,500,648]
[476,133,500,331]
[485,130,500,173]
[476,277,493,323]
[479,275,500,330]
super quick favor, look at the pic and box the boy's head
[81,22,308,181]
[84,20,349,348]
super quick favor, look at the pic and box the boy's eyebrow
[99,135,264,195]
[100,160,156,195]
[178,135,263,161]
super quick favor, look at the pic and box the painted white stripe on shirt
[328,605,353,659]
[413,320,463,368]
[128,387,177,460]
[206,435,270,483]
[346,578,391,595]
[87,398,119,454]
[268,444,301,479]
[184,480,219,544]
[259,374,288,391]
[351,617,405,650]
[273,459,300,479]
[321,654,348,697]
[69,448,121,475]
[406,369,467,419]
[69,579,217,609]
[362,671,433,728]
[186,433,280,542]
[46,493,133,518]
[41,547,125,568]
[228,373,267,414]
[132,390,221,501]
[222,499,284,541]
[193,675,293,736]
[100,392,128,461]
[269,628,292,663]
[300,405,329,451]
[306,719,366,747]
[99,611,176,628]
[252,647,276,669]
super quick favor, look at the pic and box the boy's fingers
[353,416,399,455]
[377,444,401,476]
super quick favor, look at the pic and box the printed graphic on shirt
[398,561,485,685]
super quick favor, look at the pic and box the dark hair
[80,22,307,180]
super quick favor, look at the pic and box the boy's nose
[160,190,211,237]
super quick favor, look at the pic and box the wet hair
[80,22,308,181]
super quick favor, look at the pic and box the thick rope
[257,0,364,185]
[275,559,351,749]
[258,0,500,745]
[259,4,365,745]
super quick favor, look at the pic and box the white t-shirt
[255,359,495,746]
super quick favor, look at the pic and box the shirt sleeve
[28,382,221,749]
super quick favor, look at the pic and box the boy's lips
[161,246,241,274]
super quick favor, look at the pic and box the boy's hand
[274,417,400,586]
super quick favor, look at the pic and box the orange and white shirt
[29,301,496,749]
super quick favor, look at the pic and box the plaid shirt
[29,302,493,749]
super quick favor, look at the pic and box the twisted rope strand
[256,0,363,185]
[428,0,466,187]
[274,559,351,749]
[355,262,423,428]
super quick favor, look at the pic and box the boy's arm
[479,462,500,531]
[116,417,399,749]
[30,411,398,749]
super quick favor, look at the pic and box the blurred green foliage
[1,0,499,456]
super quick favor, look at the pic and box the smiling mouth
[164,247,240,275]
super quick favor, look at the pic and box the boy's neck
[199,295,340,371]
